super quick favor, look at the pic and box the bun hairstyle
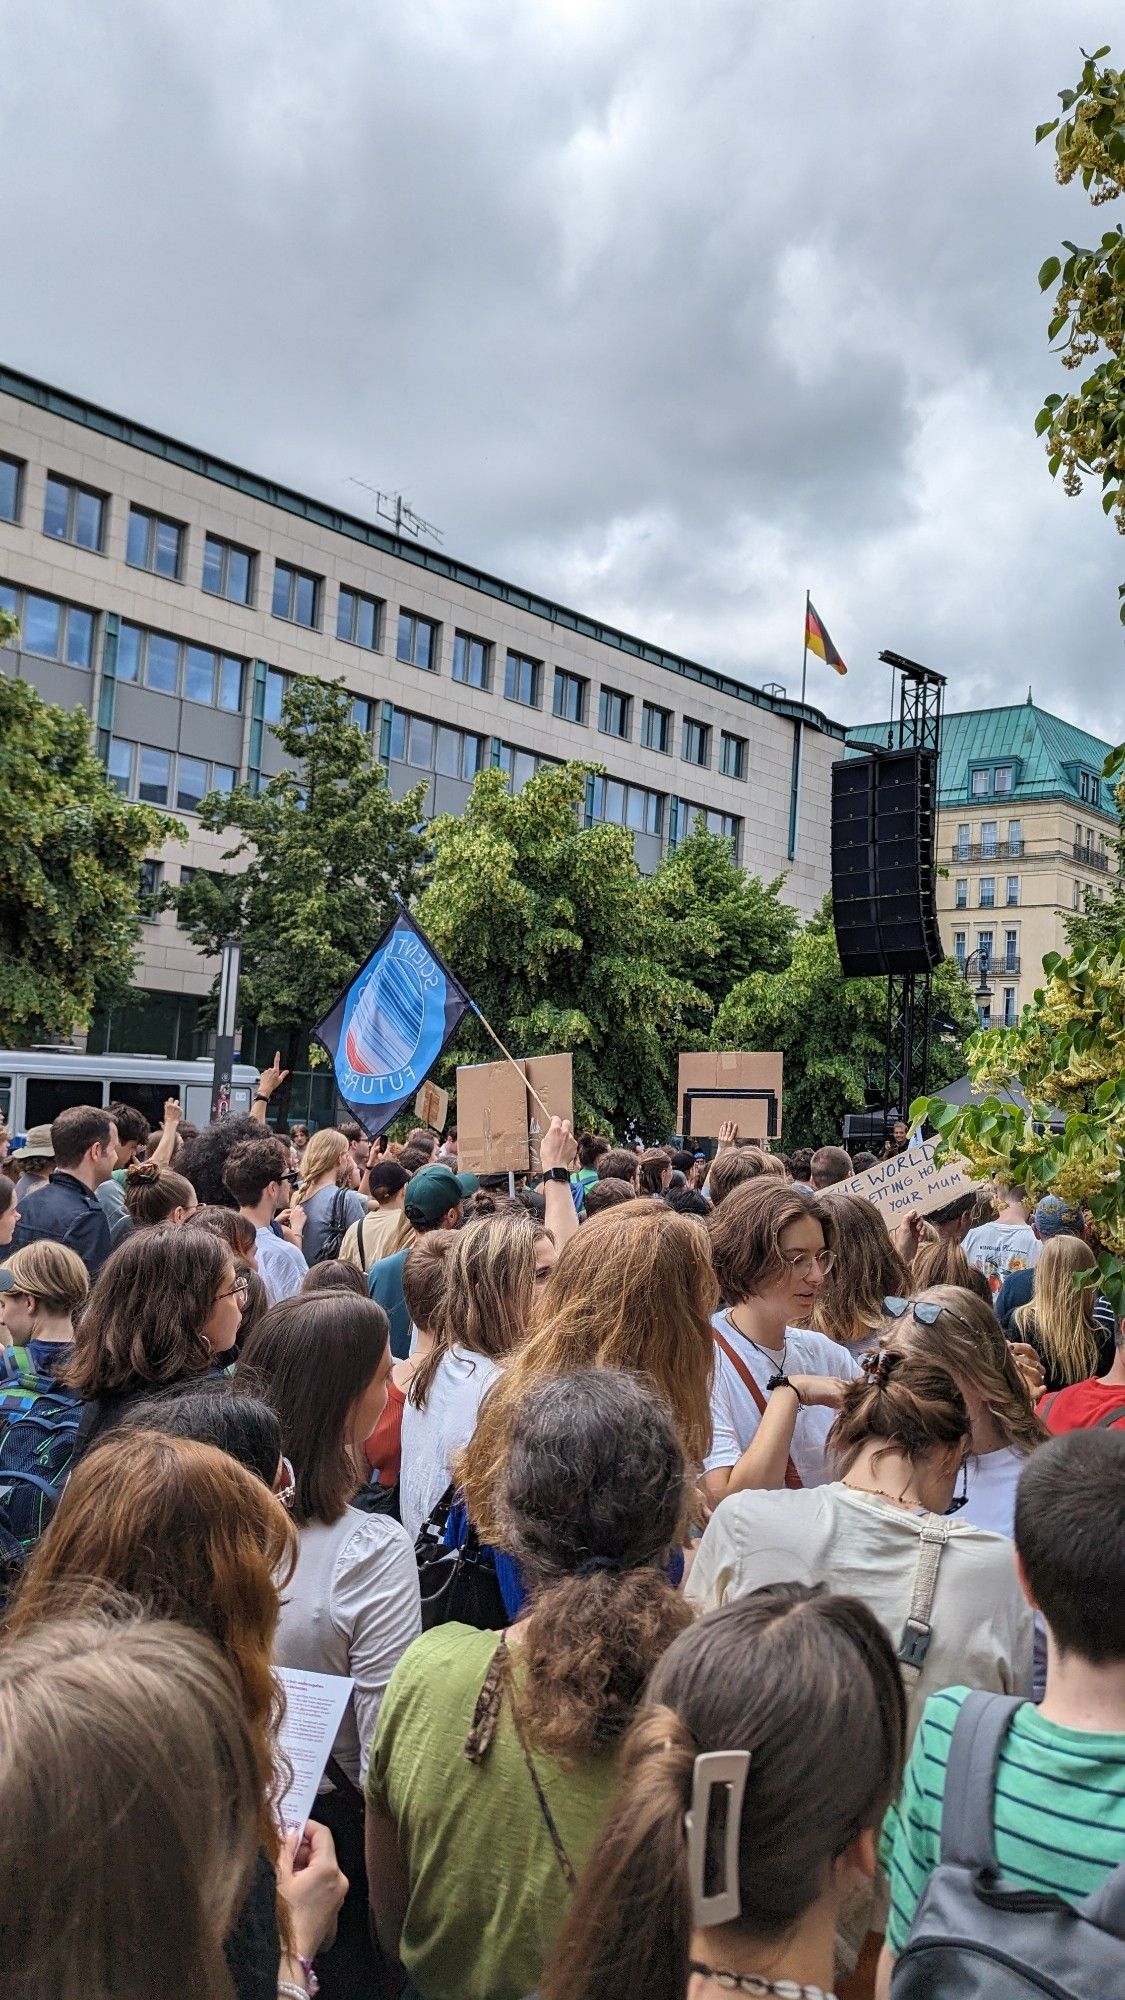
[828,1347,971,1476]
[123,1162,196,1227]
[541,1584,905,2000]
[882,1284,1048,1457]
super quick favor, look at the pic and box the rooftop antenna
[347,477,443,546]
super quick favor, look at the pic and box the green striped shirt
[882,1686,1125,1956]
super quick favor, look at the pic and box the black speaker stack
[830,747,943,978]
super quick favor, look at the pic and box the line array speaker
[830,748,943,977]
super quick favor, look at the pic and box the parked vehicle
[0,1050,260,1139]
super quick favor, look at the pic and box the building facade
[851,701,1118,1025]
[0,366,843,1080]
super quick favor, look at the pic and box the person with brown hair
[810,1144,854,1189]
[366,1368,691,2000]
[596,1146,640,1190]
[188,1204,260,1267]
[581,1175,636,1217]
[706,1144,787,1207]
[459,1202,718,1552]
[688,1347,1033,1736]
[811,1193,912,1354]
[121,1161,199,1232]
[908,1233,993,1301]
[8,1104,118,1277]
[66,1225,247,1455]
[299,1259,369,1298]
[339,1161,413,1272]
[0,1240,88,1386]
[223,1138,308,1304]
[637,1147,672,1195]
[5,1433,346,1999]
[703,1180,860,1504]
[541,1583,907,2000]
[364,1232,456,1504]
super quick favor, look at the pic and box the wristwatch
[541,1166,571,1183]
[253,1093,270,1104]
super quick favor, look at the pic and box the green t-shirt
[366,1622,619,2000]
[883,1685,1125,1956]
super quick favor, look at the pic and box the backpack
[892,1689,1125,1998]
[0,1352,82,1554]
[309,1188,351,1267]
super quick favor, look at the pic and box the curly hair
[177,1114,262,1207]
[500,1370,690,1760]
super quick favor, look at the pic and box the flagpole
[789,590,810,863]
[800,587,810,706]
[468,999,557,1126]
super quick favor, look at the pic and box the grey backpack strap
[938,1689,1023,1871]
[897,1516,952,1683]
[1095,1407,1125,1429]
[1079,1858,1125,1939]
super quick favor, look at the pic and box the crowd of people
[0,1086,1123,2000]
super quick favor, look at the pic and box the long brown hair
[237,1291,389,1525]
[411,1214,538,1411]
[812,1194,910,1346]
[1014,1235,1100,1386]
[827,1349,971,1476]
[6,1431,295,1859]
[459,1205,717,1542]
[885,1284,1049,1456]
[64,1226,232,1399]
[0,1612,261,2000]
[541,1585,906,2000]
[910,1236,993,1302]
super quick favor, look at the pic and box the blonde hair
[411,1214,538,1409]
[884,1283,1049,1456]
[0,1240,88,1318]
[0,1611,260,2000]
[1014,1236,1100,1387]
[812,1194,910,1347]
[295,1127,350,1201]
[459,1204,718,1541]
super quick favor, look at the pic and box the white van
[0,1049,261,1139]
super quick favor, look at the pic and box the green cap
[403,1164,478,1224]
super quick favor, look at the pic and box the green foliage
[917,937,1125,1310]
[175,678,427,1115]
[645,822,797,1019]
[712,904,975,1153]
[417,762,706,1135]
[0,671,181,1043]
[1034,47,1125,634]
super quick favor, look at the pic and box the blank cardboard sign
[413,1080,448,1133]
[456,1053,574,1175]
[678,1052,784,1141]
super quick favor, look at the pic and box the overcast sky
[2,0,1121,733]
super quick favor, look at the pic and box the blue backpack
[0,1347,82,1554]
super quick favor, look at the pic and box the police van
[0,1049,260,1139]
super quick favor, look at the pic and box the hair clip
[685,1750,751,1927]
[861,1348,899,1385]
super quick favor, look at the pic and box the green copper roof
[848,701,1116,817]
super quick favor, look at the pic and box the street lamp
[959,948,994,1024]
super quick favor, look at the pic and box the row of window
[954,876,1020,909]
[954,929,1020,970]
[954,819,1022,859]
[969,764,1015,798]
[106,740,237,812]
[0,580,94,668]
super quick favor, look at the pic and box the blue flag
[311,909,472,1137]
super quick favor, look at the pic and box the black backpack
[892,1690,1125,1998]
[414,1485,508,1632]
[309,1189,351,1266]
[0,1354,82,1555]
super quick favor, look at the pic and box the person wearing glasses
[702,1180,863,1504]
[221,1137,309,1305]
[688,1344,1033,1741]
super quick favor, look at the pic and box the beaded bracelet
[278,1983,308,2000]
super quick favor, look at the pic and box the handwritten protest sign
[830,1139,977,1223]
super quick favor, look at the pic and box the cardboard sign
[456,1052,574,1175]
[413,1080,448,1133]
[829,1139,977,1222]
[678,1052,784,1142]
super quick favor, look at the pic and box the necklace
[689,1967,837,1999]
[841,1478,924,1512]
[725,1308,787,1382]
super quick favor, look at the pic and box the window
[720,731,747,781]
[953,930,967,965]
[406,716,434,769]
[351,696,374,734]
[396,610,437,671]
[138,859,163,922]
[138,747,172,805]
[976,929,994,961]
[452,632,491,689]
[106,738,133,794]
[504,650,541,707]
[1073,879,1081,910]
[272,562,320,628]
[116,624,244,709]
[337,587,382,650]
[218,656,244,712]
[955,824,970,858]
[682,717,710,767]
[598,687,631,739]
[0,454,22,522]
[641,701,672,754]
[497,742,556,792]
[2,583,95,668]
[704,808,740,850]
[971,769,990,797]
[979,877,995,908]
[1006,876,1020,906]
[980,820,997,858]
[263,668,287,725]
[176,757,210,812]
[434,723,485,780]
[589,775,664,837]
[202,534,255,605]
[1078,769,1099,805]
[126,506,183,580]
[386,709,484,781]
[993,765,1013,793]
[1003,988,1017,1028]
[42,474,104,551]
[108,744,235,809]
[1007,819,1022,856]
[553,668,587,724]
[955,878,968,909]
[1004,929,1019,970]
[213,764,236,794]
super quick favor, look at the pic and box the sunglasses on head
[882,1296,976,1336]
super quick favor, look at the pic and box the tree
[417,762,705,1136]
[921,938,1125,1308]
[175,678,428,1124]
[712,904,976,1153]
[0,664,181,1044]
[645,821,797,1025]
[1035,47,1125,631]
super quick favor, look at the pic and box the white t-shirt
[255,1225,308,1306]
[706,1311,861,1486]
[686,1483,1033,1740]
[274,1505,421,1786]
[960,1445,1028,1540]
[399,1345,502,1538]
[963,1221,1040,1291]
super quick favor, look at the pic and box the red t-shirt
[364,1374,406,1488]
[1039,1377,1125,1434]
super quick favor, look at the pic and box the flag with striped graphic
[311,908,471,1137]
[805,600,847,675]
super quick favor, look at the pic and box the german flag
[805,600,847,675]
